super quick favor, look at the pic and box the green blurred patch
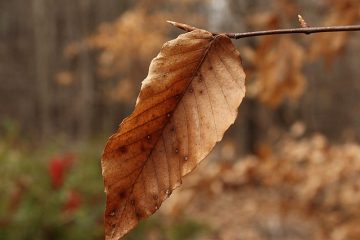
[0,129,209,240]
[124,215,209,240]
[0,134,105,240]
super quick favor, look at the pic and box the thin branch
[226,25,360,39]
[167,21,360,39]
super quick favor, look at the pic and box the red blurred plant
[63,189,82,213]
[48,153,75,189]
[0,180,27,227]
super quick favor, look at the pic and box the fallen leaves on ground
[164,133,360,240]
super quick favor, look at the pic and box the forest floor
[1,132,360,240]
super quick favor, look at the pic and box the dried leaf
[102,29,246,239]
[245,36,306,107]
[309,0,359,65]
[55,71,74,86]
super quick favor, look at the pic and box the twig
[167,20,360,39]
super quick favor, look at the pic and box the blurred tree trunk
[2,0,360,145]
[77,0,94,140]
[32,0,56,138]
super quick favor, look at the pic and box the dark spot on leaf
[118,146,127,153]
[152,194,158,201]
[118,191,126,199]
[164,189,172,196]
[199,90,203,94]
[135,210,142,219]
[109,210,116,217]
[209,66,213,70]
[170,127,175,132]
[175,148,179,153]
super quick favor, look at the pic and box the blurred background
[1,0,360,239]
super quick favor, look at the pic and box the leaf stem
[167,21,360,39]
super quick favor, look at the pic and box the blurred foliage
[0,128,208,240]
[64,0,208,105]
[309,0,360,65]
[0,133,104,240]
[124,216,209,240]
[70,0,359,110]
[241,0,360,107]
[1,0,360,239]
[2,121,360,239]
[164,123,360,240]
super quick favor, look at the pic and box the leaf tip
[166,20,176,26]
[166,21,198,32]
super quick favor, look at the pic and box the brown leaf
[246,36,306,107]
[309,0,359,65]
[102,29,246,239]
